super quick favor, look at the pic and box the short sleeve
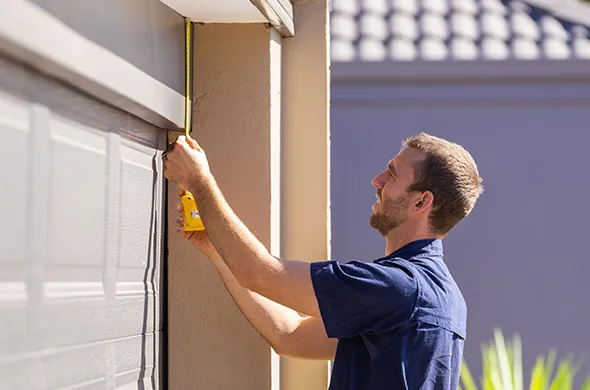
[310,260,418,338]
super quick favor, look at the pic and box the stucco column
[168,24,281,390]
[280,1,332,390]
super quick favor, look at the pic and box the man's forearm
[190,176,321,317]
[203,248,303,354]
[191,176,274,285]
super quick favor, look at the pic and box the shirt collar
[375,239,443,262]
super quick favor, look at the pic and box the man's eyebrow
[388,163,397,176]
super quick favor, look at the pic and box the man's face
[369,147,425,236]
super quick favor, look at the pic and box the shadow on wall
[138,154,162,390]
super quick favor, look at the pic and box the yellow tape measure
[181,18,205,232]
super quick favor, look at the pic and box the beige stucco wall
[168,2,330,388]
[280,1,331,389]
[168,23,280,390]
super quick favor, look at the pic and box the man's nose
[371,172,383,189]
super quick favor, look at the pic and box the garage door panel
[0,356,44,390]
[41,295,108,349]
[113,294,158,338]
[116,274,162,335]
[120,142,161,270]
[39,287,161,345]
[0,296,27,356]
[0,90,32,360]
[0,90,29,265]
[49,114,107,267]
[0,55,165,389]
[113,333,157,378]
[0,332,158,390]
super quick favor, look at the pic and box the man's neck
[384,228,441,256]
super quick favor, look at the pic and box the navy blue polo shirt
[310,239,466,390]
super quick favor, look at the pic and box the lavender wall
[331,74,590,385]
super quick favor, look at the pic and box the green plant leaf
[548,357,574,390]
[512,334,523,390]
[487,342,504,390]
[481,345,492,390]
[467,330,590,390]
[461,360,479,390]
[493,329,514,390]
[529,356,546,390]
[545,350,557,387]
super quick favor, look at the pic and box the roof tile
[331,0,590,61]
[573,26,590,58]
[359,38,387,60]
[359,13,389,40]
[542,38,571,59]
[331,13,359,41]
[390,13,419,40]
[362,0,389,15]
[331,0,359,15]
[450,0,479,15]
[420,38,448,60]
[481,37,510,59]
[511,9,541,40]
[331,39,356,61]
[422,0,450,15]
[481,0,508,15]
[420,13,450,40]
[450,13,480,40]
[481,12,511,40]
[512,37,540,59]
[391,0,418,15]
[540,15,569,40]
[389,39,418,60]
[451,37,480,59]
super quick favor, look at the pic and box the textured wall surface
[330,76,590,386]
[0,55,166,390]
[280,1,332,389]
[167,24,277,390]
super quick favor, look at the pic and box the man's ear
[414,191,434,212]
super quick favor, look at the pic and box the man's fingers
[186,134,201,149]
[176,216,185,226]
[176,135,190,150]
[176,202,184,212]
[177,134,202,150]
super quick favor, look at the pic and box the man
[163,132,483,389]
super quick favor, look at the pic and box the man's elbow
[270,334,298,358]
[234,266,258,291]
[235,255,278,293]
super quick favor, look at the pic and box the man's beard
[369,192,410,236]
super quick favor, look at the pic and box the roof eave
[331,60,590,84]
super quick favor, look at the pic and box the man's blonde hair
[403,133,483,235]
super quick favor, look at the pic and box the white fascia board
[159,0,267,23]
[159,0,294,36]
[0,0,185,130]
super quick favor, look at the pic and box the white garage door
[0,54,166,389]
